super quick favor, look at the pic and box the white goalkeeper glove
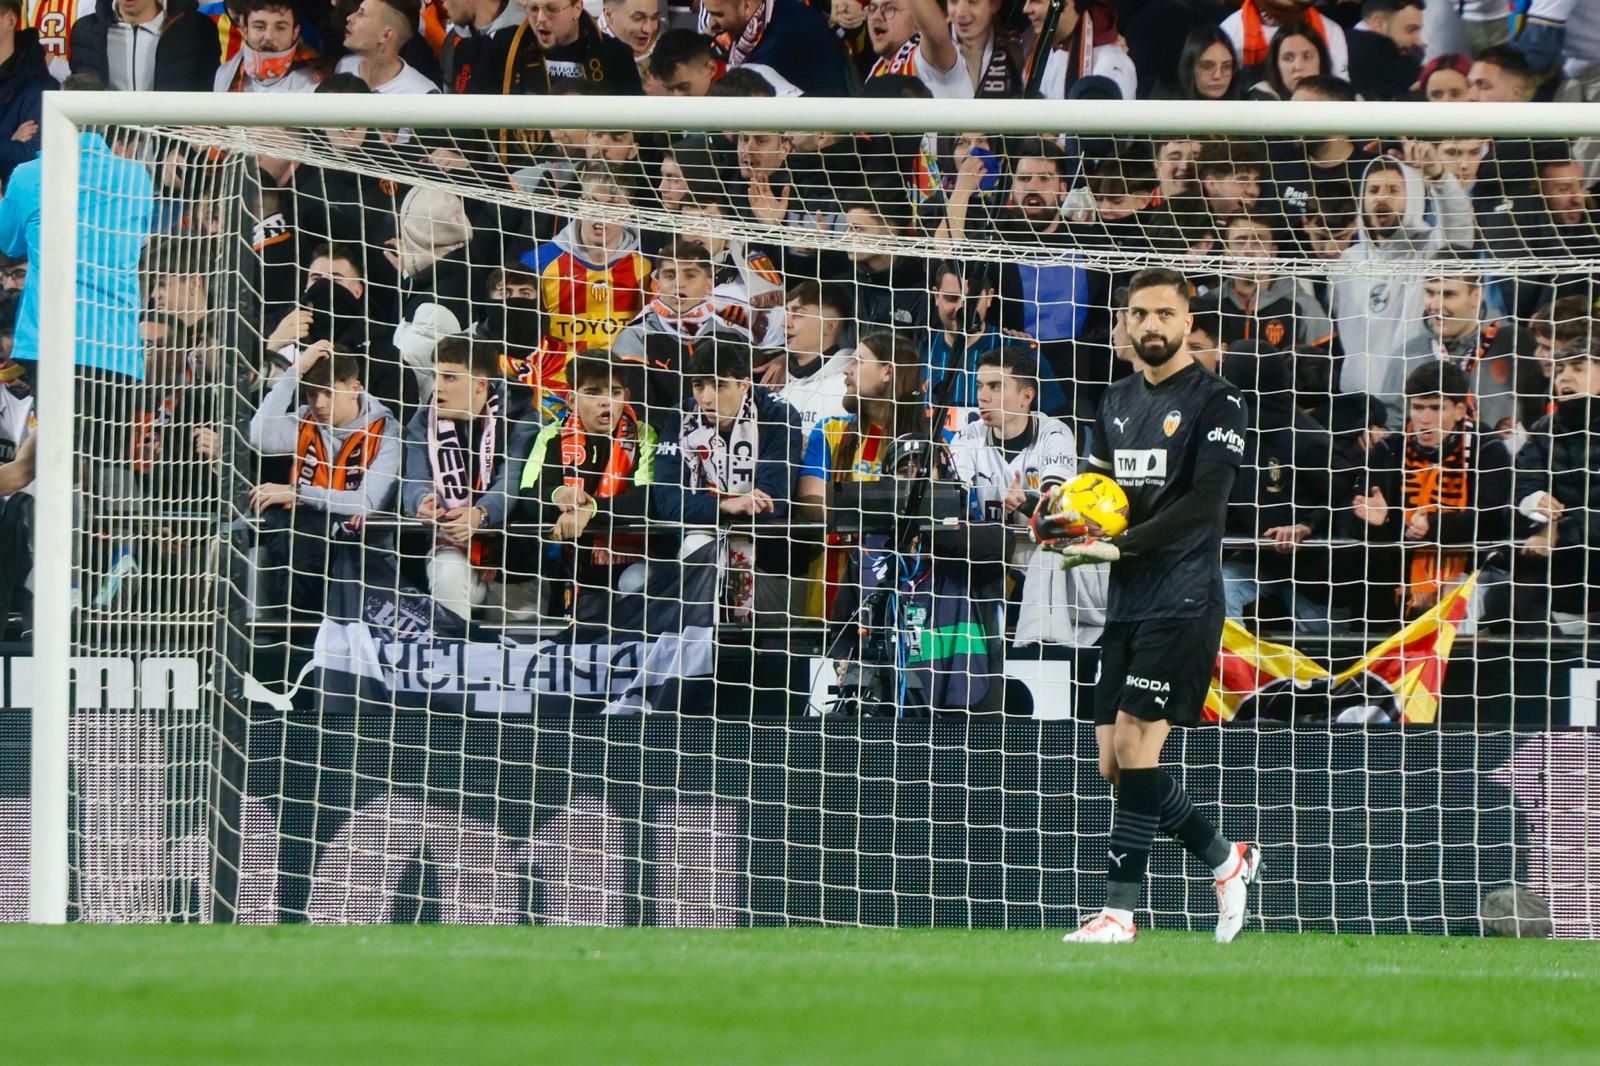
[1054,536,1121,568]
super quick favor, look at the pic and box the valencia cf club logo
[1369,283,1392,313]
[590,281,608,306]
[1163,409,1182,437]
[1265,319,1286,348]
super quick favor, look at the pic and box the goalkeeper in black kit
[1034,268,1261,944]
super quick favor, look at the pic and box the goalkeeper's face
[1126,286,1191,367]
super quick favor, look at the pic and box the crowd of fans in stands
[0,0,1599,666]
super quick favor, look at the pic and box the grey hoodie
[1214,274,1333,354]
[1332,157,1474,425]
[249,366,402,517]
[399,390,523,528]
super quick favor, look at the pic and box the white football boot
[1214,843,1262,944]
[1062,911,1137,944]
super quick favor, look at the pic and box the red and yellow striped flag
[1331,573,1476,724]
[1204,573,1477,724]
[1204,619,1329,722]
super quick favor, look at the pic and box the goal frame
[29,90,1600,923]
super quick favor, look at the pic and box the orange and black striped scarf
[560,404,640,499]
[1400,422,1473,613]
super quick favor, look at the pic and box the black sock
[1158,771,1233,870]
[1104,766,1163,913]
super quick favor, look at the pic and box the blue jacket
[0,132,154,379]
[0,30,53,182]
[652,385,803,524]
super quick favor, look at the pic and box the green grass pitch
[0,926,1591,1066]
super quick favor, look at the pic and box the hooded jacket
[610,292,757,429]
[1332,157,1474,424]
[249,365,402,518]
[0,29,53,181]
[521,217,649,352]
[401,385,527,528]
[1200,274,1333,356]
[392,188,476,391]
[651,385,801,524]
[69,0,220,91]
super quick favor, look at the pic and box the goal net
[10,94,1600,936]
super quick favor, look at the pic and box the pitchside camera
[828,437,968,535]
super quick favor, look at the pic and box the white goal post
[26,90,1600,927]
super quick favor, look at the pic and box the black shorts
[1093,613,1224,727]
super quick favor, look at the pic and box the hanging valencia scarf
[293,416,386,492]
[679,388,761,621]
[1022,1,1117,94]
[1239,0,1328,66]
[871,31,923,78]
[972,33,1026,98]
[428,387,500,509]
[427,386,501,566]
[725,0,773,67]
[559,402,641,499]
[1433,319,1501,423]
[680,387,759,494]
[292,412,387,538]
[1400,422,1474,614]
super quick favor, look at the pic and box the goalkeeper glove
[1029,501,1113,549]
[1054,536,1121,568]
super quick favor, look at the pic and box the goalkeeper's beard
[1137,334,1183,366]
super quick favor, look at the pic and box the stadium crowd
[0,0,1598,706]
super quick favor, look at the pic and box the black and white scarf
[680,388,762,620]
[680,387,760,494]
[428,386,501,508]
